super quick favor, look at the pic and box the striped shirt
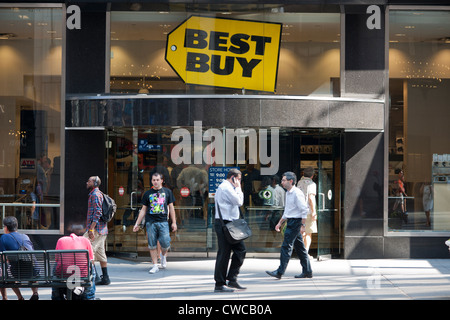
[87,187,108,235]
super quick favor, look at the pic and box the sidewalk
[16,256,450,300]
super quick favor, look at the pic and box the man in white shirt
[272,175,286,207]
[214,168,246,292]
[266,171,313,279]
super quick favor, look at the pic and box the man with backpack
[85,176,110,285]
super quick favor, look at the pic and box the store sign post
[165,15,282,92]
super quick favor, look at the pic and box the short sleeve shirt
[297,177,317,211]
[0,232,34,251]
[142,187,175,223]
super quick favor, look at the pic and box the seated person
[51,233,96,300]
[0,216,39,300]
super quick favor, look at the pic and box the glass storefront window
[0,6,63,232]
[388,10,450,233]
[105,122,342,257]
[109,5,340,96]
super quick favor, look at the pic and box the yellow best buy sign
[165,15,282,92]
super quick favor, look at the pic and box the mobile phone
[232,177,236,184]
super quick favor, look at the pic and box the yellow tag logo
[165,15,282,92]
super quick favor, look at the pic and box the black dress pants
[214,219,246,287]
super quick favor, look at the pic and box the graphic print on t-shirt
[149,192,166,214]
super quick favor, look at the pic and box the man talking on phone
[213,168,246,293]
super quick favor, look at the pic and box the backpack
[100,192,117,223]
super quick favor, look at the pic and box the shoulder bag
[217,204,252,244]
[10,233,32,262]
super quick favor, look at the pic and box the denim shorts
[145,221,171,250]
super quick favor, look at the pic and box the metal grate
[46,250,91,284]
[1,250,47,283]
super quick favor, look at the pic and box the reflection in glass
[110,7,340,96]
[388,10,450,232]
[107,127,342,257]
[0,7,62,231]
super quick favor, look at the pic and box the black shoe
[294,273,313,278]
[214,285,234,293]
[227,281,246,290]
[96,275,111,285]
[29,293,39,300]
[266,270,282,279]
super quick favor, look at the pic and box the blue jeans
[277,218,312,275]
[146,221,171,250]
[83,266,96,300]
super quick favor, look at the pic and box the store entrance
[289,130,342,259]
[105,127,343,258]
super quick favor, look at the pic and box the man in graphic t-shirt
[133,172,176,274]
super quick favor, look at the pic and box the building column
[65,3,108,234]
[342,5,387,258]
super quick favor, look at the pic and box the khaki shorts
[83,230,107,263]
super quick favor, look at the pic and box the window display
[110,6,340,96]
[105,126,342,256]
[388,10,450,233]
[0,6,62,232]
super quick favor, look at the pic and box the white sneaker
[149,265,159,274]
[160,255,167,269]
